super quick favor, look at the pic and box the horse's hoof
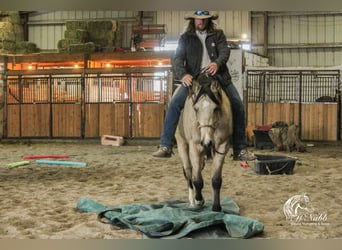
[212,204,222,212]
[195,199,205,207]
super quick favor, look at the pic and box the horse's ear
[210,80,220,94]
[192,80,201,95]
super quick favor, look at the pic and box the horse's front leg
[175,134,195,207]
[211,143,228,212]
[189,142,205,208]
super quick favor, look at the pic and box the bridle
[192,73,228,155]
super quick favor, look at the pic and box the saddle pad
[76,196,264,239]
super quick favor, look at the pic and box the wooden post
[263,11,268,58]
[0,56,7,138]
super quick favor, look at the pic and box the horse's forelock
[192,80,222,106]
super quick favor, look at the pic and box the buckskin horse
[175,73,233,212]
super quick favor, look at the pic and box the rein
[214,147,229,155]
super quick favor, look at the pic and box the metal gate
[246,69,341,141]
[4,70,170,139]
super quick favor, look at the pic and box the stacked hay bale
[0,11,39,54]
[58,20,121,53]
[112,20,123,50]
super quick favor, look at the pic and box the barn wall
[27,11,145,51]
[251,11,342,67]
[156,10,251,42]
[27,11,251,51]
[23,11,342,68]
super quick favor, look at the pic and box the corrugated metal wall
[26,11,342,68]
[27,11,144,51]
[28,11,250,51]
[156,10,251,42]
[252,11,342,67]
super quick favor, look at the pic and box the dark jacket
[173,29,232,86]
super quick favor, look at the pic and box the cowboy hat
[185,10,219,20]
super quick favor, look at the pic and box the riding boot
[152,146,173,158]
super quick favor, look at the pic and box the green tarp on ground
[76,196,264,239]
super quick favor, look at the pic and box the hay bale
[57,39,72,52]
[92,38,113,48]
[0,11,21,24]
[0,41,16,51]
[57,39,68,50]
[87,20,112,31]
[61,20,117,52]
[57,38,85,51]
[66,21,88,30]
[64,29,88,42]
[113,21,123,47]
[68,42,95,53]
[0,48,9,54]
[0,30,16,42]
[16,41,40,53]
[0,21,14,32]
[88,29,114,48]
[13,24,24,42]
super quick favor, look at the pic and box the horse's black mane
[192,73,222,106]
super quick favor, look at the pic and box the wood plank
[99,104,115,136]
[85,104,99,138]
[99,103,130,137]
[52,104,81,137]
[7,105,20,137]
[247,103,263,127]
[113,103,130,137]
[132,103,164,137]
[326,103,337,140]
[300,103,337,141]
[316,104,324,140]
[21,104,50,137]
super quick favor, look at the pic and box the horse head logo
[283,193,315,220]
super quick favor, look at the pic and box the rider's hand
[205,62,218,75]
[182,74,193,87]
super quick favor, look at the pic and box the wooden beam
[5,66,171,76]
[0,51,173,64]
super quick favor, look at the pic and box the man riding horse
[152,10,255,162]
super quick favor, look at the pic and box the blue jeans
[160,83,247,152]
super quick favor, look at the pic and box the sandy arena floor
[0,139,341,239]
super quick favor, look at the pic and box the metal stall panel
[6,76,20,137]
[247,70,340,141]
[51,75,82,137]
[85,72,168,138]
[6,76,51,138]
[131,73,167,138]
[21,77,50,137]
[84,75,131,138]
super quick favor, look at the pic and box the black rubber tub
[254,154,298,175]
